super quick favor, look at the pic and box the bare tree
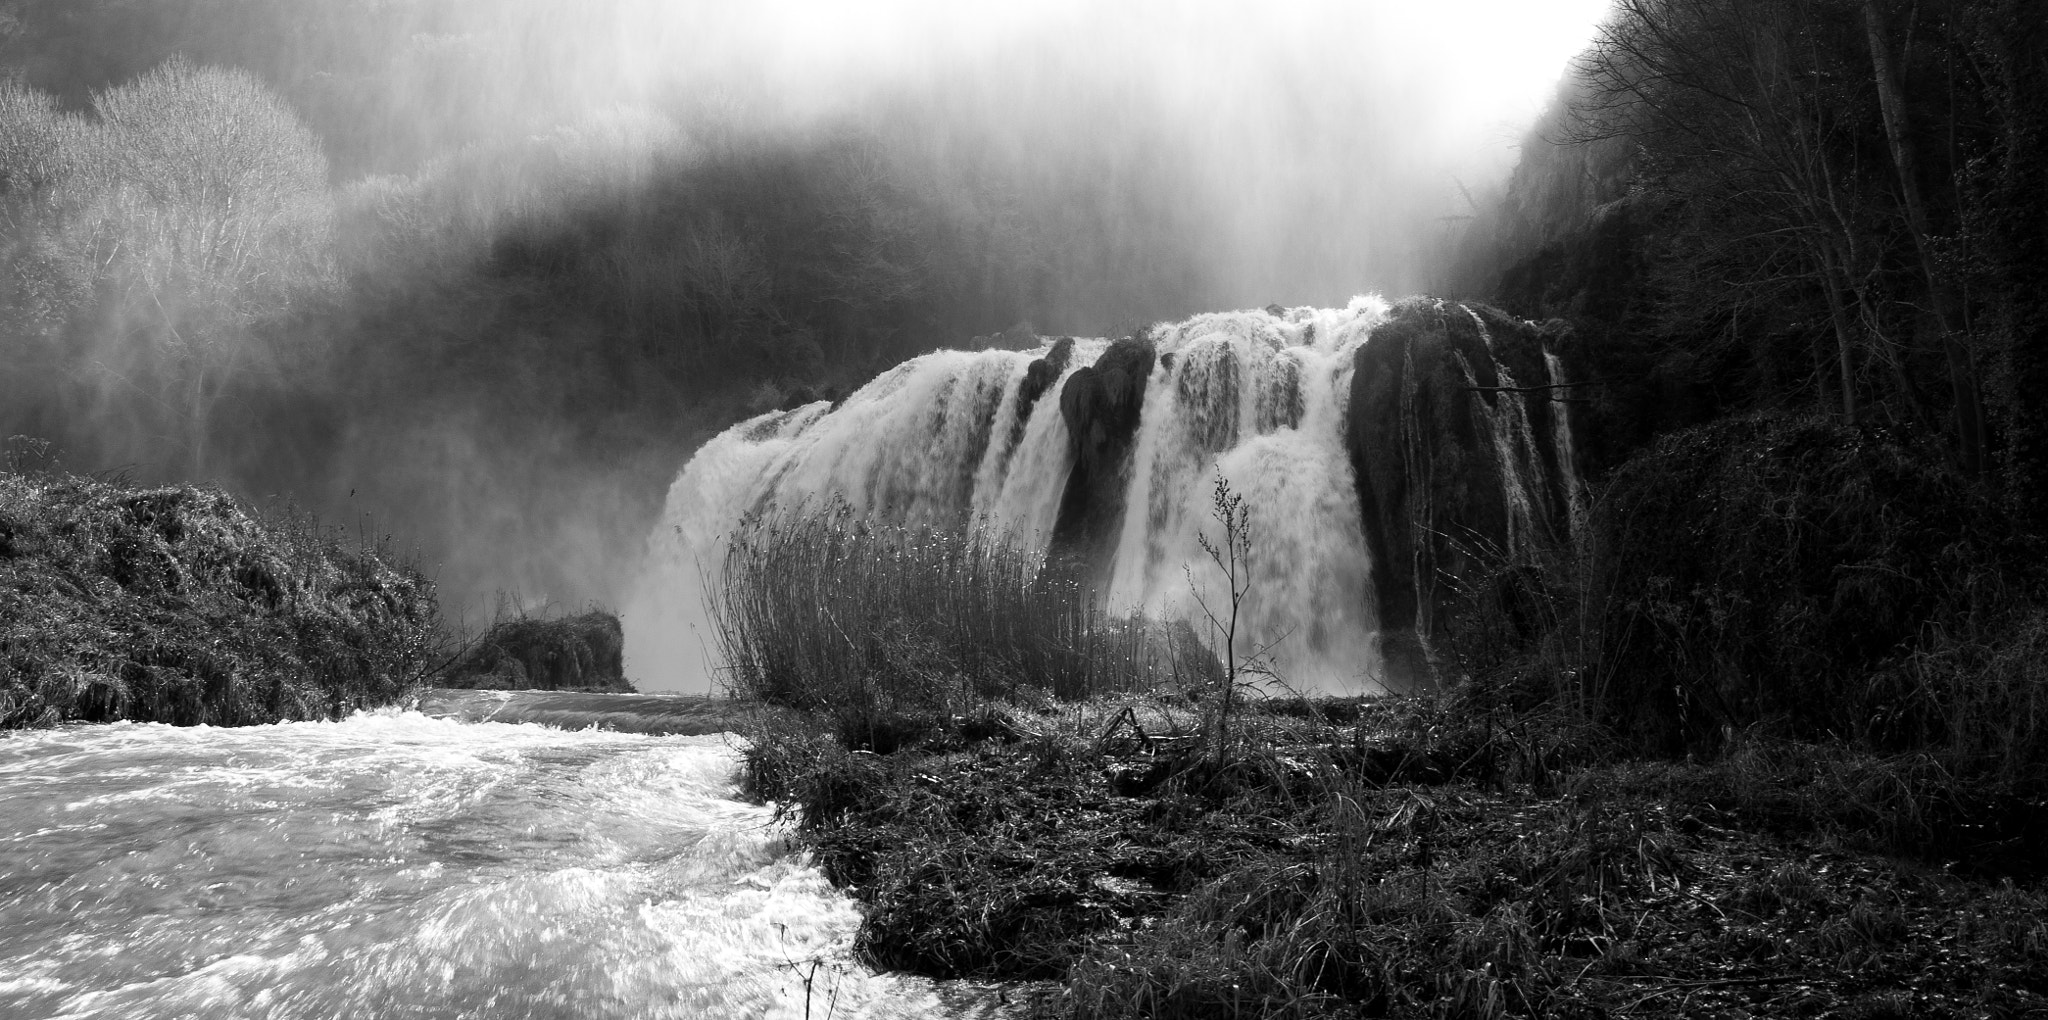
[1188,472,1253,765]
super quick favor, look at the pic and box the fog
[297,0,1615,303]
[0,0,1613,688]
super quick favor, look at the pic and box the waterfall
[1106,298,1389,691]
[1545,350,1588,543]
[1455,304,1542,560]
[625,297,1578,696]
[624,343,1101,692]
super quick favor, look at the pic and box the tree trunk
[1863,0,1987,473]
[1814,240,1860,426]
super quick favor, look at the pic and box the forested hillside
[1448,0,2045,515]
[1436,0,2048,775]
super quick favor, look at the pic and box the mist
[0,0,1611,688]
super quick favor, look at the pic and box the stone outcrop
[1049,334,1155,572]
[1011,336,1074,448]
[1346,299,1577,676]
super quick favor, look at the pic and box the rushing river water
[0,710,945,1020]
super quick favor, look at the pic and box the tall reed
[711,501,1204,733]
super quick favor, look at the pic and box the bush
[440,610,631,691]
[0,469,438,726]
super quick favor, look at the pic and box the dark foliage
[1590,414,2040,755]
[440,610,630,692]
[1448,0,2048,525]
[747,698,2048,1019]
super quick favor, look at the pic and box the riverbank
[0,469,437,727]
[744,694,2048,1019]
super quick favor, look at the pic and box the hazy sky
[736,0,1614,136]
[584,0,1619,302]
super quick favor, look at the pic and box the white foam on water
[0,712,944,1020]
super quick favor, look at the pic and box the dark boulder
[1010,336,1075,448]
[1048,334,1156,578]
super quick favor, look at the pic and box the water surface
[0,711,938,1019]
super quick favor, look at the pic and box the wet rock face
[1011,336,1074,449]
[1346,300,1578,656]
[1049,334,1155,576]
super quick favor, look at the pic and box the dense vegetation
[0,459,437,727]
[749,699,2048,1019]
[1448,0,2046,502]
[1430,0,2048,783]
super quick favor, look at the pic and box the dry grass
[711,501,1215,745]
[745,694,2048,1019]
[0,468,438,727]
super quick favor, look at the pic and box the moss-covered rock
[0,472,438,727]
[440,611,631,692]
[1050,333,1156,575]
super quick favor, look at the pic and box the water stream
[0,711,944,1020]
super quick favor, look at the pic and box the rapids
[0,711,945,1020]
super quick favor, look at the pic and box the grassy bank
[0,466,438,727]
[747,695,2048,1019]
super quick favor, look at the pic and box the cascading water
[1545,350,1588,543]
[0,710,945,1020]
[626,342,1103,693]
[1455,304,1544,560]
[625,296,1580,695]
[1106,298,1390,690]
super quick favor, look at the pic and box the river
[0,709,948,1020]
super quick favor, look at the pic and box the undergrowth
[0,468,439,727]
[745,694,2048,1019]
[1438,412,2048,862]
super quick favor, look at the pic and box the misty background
[0,0,1607,684]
